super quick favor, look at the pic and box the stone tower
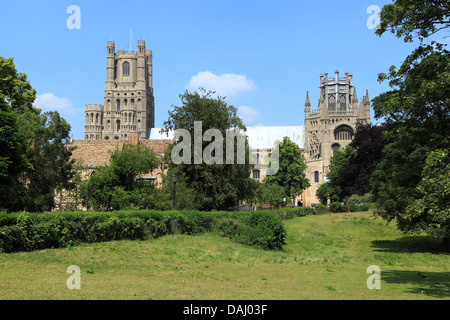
[84,40,155,141]
[302,71,371,206]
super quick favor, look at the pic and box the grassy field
[0,211,448,300]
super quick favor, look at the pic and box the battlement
[117,50,136,55]
[85,104,104,110]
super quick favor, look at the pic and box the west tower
[84,40,155,141]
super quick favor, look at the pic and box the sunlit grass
[0,212,448,300]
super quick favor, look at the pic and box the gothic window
[332,143,340,156]
[253,170,260,179]
[116,120,121,132]
[334,126,353,140]
[340,94,346,110]
[123,61,130,76]
[124,99,128,106]
[314,171,320,183]
[256,153,260,165]
[328,95,336,111]
[116,99,120,111]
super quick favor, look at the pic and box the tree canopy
[264,136,309,203]
[161,88,254,211]
[371,0,450,249]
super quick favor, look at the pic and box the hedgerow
[0,207,314,253]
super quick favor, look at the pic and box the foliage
[254,181,287,207]
[161,88,254,211]
[336,124,387,197]
[330,202,344,213]
[16,110,75,212]
[264,136,309,202]
[316,182,341,205]
[376,0,449,43]
[372,1,450,248]
[314,204,329,215]
[0,56,75,212]
[0,208,316,253]
[80,144,164,211]
[404,149,450,240]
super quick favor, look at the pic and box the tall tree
[371,1,450,249]
[16,110,76,212]
[335,123,387,197]
[0,56,77,212]
[161,88,254,211]
[0,57,34,210]
[264,136,309,204]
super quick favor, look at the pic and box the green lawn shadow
[371,236,449,298]
[371,236,447,254]
[381,270,450,298]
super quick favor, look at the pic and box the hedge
[0,207,314,253]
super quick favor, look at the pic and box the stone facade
[84,41,155,141]
[302,71,371,206]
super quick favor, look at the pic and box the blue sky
[1,0,442,139]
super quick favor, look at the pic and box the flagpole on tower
[130,29,132,51]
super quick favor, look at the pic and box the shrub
[0,207,314,253]
[315,204,329,214]
[330,202,344,213]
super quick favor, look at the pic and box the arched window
[253,170,260,179]
[328,95,336,111]
[314,171,320,183]
[340,94,346,110]
[334,126,353,141]
[123,61,130,76]
[116,99,121,111]
[332,143,340,156]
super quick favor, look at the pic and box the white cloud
[238,105,261,124]
[187,71,257,97]
[34,93,81,114]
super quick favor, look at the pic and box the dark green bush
[0,207,312,253]
[315,204,329,214]
[330,202,344,213]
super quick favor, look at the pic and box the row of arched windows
[328,95,347,111]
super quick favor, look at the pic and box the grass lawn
[0,211,448,300]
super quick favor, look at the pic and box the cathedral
[76,41,371,208]
[303,71,371,205]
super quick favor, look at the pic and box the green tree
[405,149,449,245]
[371,0,450,249]
[0,57,34,210]
[161,88,254,211]
[255,182,287,207]
[264,136,309,204]
[16,110,76,212]
[335,123,387,198]
[81,144,164,211]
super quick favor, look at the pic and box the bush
[0,208,313,253]
[330,202,344,213]
[315,204,329,214]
